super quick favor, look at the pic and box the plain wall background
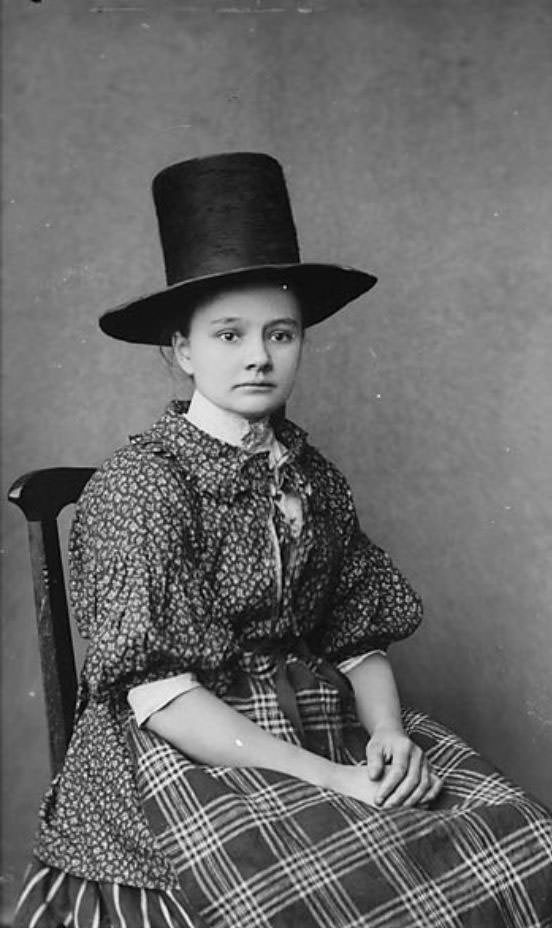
[2,0,552,919]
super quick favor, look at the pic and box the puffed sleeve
[70,448,238,697]
[315,466,423,664]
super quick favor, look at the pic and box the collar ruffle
[130,400,310,501]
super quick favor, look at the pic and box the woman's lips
[235,382,275,389]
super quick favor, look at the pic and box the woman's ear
[172,332,194,376]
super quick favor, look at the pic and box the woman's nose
[245,337,272,369]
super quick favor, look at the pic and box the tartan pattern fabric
[127,653,552,928]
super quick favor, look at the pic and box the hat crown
[99,152,377,344]
[152,152,300,285]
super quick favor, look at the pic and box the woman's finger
[376,738,415,804]
[380,747,424,808]
[374,754,410,805]
[401,760,432,808]
[420,771,443,804]
[365,738,386,780]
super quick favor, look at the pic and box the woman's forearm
[347,653,404,734]
[145,684,335,789]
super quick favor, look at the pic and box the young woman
[15,153,552,928]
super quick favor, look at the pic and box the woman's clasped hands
[330,725,442,809]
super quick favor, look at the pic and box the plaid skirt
[14,651,552,927]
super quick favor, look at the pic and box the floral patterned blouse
[32,400,423,890]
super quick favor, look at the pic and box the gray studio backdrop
[3,0,552,920]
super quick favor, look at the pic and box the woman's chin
[232,396,283,419]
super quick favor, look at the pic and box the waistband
[239,634,353,742]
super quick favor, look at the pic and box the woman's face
[173,283,304,419]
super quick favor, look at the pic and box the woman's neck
[185,391,274,451]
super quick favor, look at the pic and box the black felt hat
[99,152,377,345]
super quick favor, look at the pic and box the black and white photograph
[2,1,552,925]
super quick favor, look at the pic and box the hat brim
[99,263,377,345]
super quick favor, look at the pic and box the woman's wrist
[285,743,336,790]
[370,717,405,737]
[346,653,405,737]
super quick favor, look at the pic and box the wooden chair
[8,467,95,775]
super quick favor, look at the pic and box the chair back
[8,467,95,774]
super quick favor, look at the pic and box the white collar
[185,390,276,453]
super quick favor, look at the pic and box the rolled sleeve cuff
[337,649,387,675]
[127,673,202,727]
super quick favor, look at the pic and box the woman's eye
[270,330,295,343]
[217,331,239,342]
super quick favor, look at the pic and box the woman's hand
[327,752,441,810]
[365,725,442,808]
